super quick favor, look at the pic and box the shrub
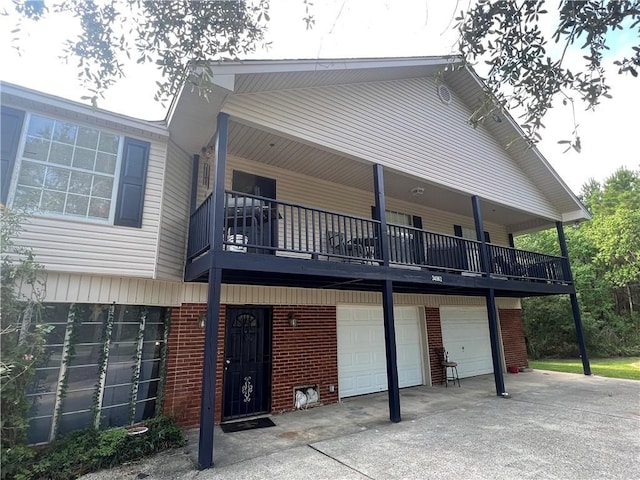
[1,416,186,480]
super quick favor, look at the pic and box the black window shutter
[412,215,423,229]
[114,137,150,228]
[1,106,25,204]
[484,231,491,243]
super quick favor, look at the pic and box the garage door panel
[338,306,423,398]
[440,306,493,379]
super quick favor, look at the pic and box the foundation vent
[294,385,319,409]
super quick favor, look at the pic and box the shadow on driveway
[81,370,640,479]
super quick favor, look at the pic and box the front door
[232,170,277,254]
[222,307,272,420]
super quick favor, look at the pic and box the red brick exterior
[163,304,225,427]
[163,302,527,427]
[499,308,529,369]
[163,303,338,428]
[425,306,528,384]
[271,306,338,413]
[424,307,444,386]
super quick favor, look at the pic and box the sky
[1,0,637,195]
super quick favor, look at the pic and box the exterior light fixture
[288,312,298,327]
[198,312,207,329]
[411,187,424,196]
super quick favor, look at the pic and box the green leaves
[516,167,640,358]
[1,207,47,450]
[11,0,273,106]
[457,0,640,145]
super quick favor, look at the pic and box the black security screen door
[222,307,272,420]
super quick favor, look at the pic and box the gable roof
[167,56,589,228]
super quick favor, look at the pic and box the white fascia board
[562,209,592,223]
[212,74,235,92]
[165,70,235,127]
[0,81,168,137]
[205,56,462,76]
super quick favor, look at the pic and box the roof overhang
[165,56,462,153]
[0,81,168,140]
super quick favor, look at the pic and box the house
[0,56,591,468]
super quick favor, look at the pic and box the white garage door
[440,306,493,378]
[337,306,424,398]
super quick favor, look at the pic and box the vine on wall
[92,304,115,429]
[0,207,48,449]
[128,306,147,425]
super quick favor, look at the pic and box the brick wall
[271,306,339,413]
[163,303,338,427]
[162,303,526,427]
[425,306,528,382]
[163,304,226,427]
[499,309,528,369]
[424,307,443,386]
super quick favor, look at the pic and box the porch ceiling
[227,121,549,232]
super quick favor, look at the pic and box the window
[25,304,168,444]
[4,108,150,228]
[12,114,121,220]
[385,209,412,226]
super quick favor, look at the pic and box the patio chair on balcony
[492,254,527,278]
[326,231,365,263]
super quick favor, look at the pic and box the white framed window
[461,226,477,240]
[385,209,412,226]
[11,113,122,221]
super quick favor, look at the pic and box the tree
[457,0,640,146]
[516,167,640,358]
[0,207,48,450]
[7,0,274,106]
[583,168,640,315]
[8,0,638,143]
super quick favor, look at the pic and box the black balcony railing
[487,243,568,282]
[186,191,569,283]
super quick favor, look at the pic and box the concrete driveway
[82,370,640,479]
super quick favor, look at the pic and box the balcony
[186,191,570,293]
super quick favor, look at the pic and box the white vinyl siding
[155,140,191,281]
[225,155,510,246]
[14,139,167,278]
[223,77,559,219]
[35,273,522,309]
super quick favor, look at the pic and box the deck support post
[190,154,200,215]
[198,112,229,469]
[198,268,222,469]
[485,288,506,395]
[373,164,390,267]
[382,279,401,422]
[373,164,400,422]
[556,221,591,375]
[472,196,506,396]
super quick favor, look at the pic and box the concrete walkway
[82,370,640,479]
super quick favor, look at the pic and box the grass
[529,357,640,380]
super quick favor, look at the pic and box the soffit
[227,121,550,232]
